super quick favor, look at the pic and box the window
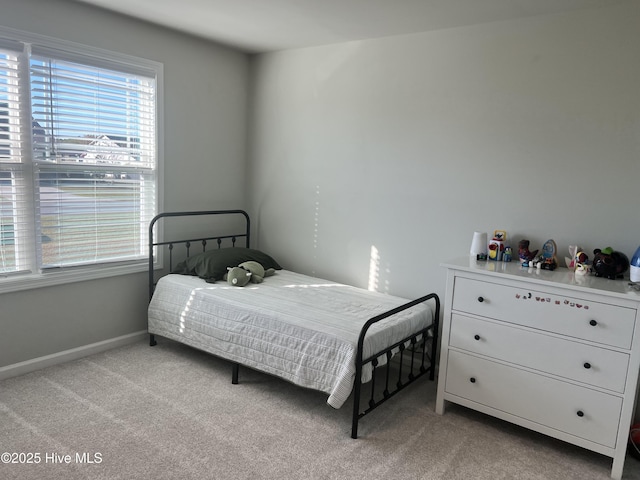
[0,28,162,293]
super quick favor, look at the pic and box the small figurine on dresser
[592,247,629,280]
[538,239,558,270]
[574,250,590,275]
[565,245,579,269]
[521,239,558,270]
[488,230,506,261]
[518,240,538,265]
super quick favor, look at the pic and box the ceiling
[73,0,624,53]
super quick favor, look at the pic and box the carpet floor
[1,338,639,479]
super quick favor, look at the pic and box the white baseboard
[0,330,148,381]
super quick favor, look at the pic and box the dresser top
[442,256,640,302]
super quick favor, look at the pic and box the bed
[147,210,440,438]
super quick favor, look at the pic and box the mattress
[148,270,434,408]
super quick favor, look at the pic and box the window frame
[0,26,164,294]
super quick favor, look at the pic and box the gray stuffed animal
[224,260,275,286]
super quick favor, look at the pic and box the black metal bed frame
[148,209,440,439]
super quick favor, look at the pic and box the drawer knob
[589,319,598,327]
[474,334,481,341]
[583,362,591,369]
[577,410,584,417]
[477,296,485,303]
[470,377,476,383]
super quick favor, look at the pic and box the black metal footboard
[351,293,440,438]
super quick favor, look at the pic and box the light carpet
[1,339,639,480]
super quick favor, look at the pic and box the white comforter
[148,270,433,408]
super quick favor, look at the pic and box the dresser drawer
[445,350,622,448]
[449,313,630,393]
[452,277,636,348]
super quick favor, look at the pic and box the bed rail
[351,293,440,438]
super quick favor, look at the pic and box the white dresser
[436,257,640,479]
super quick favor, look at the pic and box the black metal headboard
[148,209,250,300]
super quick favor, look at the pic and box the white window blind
[0,28,161,286]
[0,42,31,275]
[30,52,157,269]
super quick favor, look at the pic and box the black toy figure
[592,247,629,280]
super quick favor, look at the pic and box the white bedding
[148,270,434,409]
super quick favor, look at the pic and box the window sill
[0,262,149,294]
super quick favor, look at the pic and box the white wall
[0,0,249,368]
[1,0,638,400]
[248,1,640,302]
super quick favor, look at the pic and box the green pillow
[173,248,282,282]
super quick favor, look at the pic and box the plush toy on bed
[224,266,253,286]
[224,261,276,286]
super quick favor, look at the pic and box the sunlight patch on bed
[179,289,198,333]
